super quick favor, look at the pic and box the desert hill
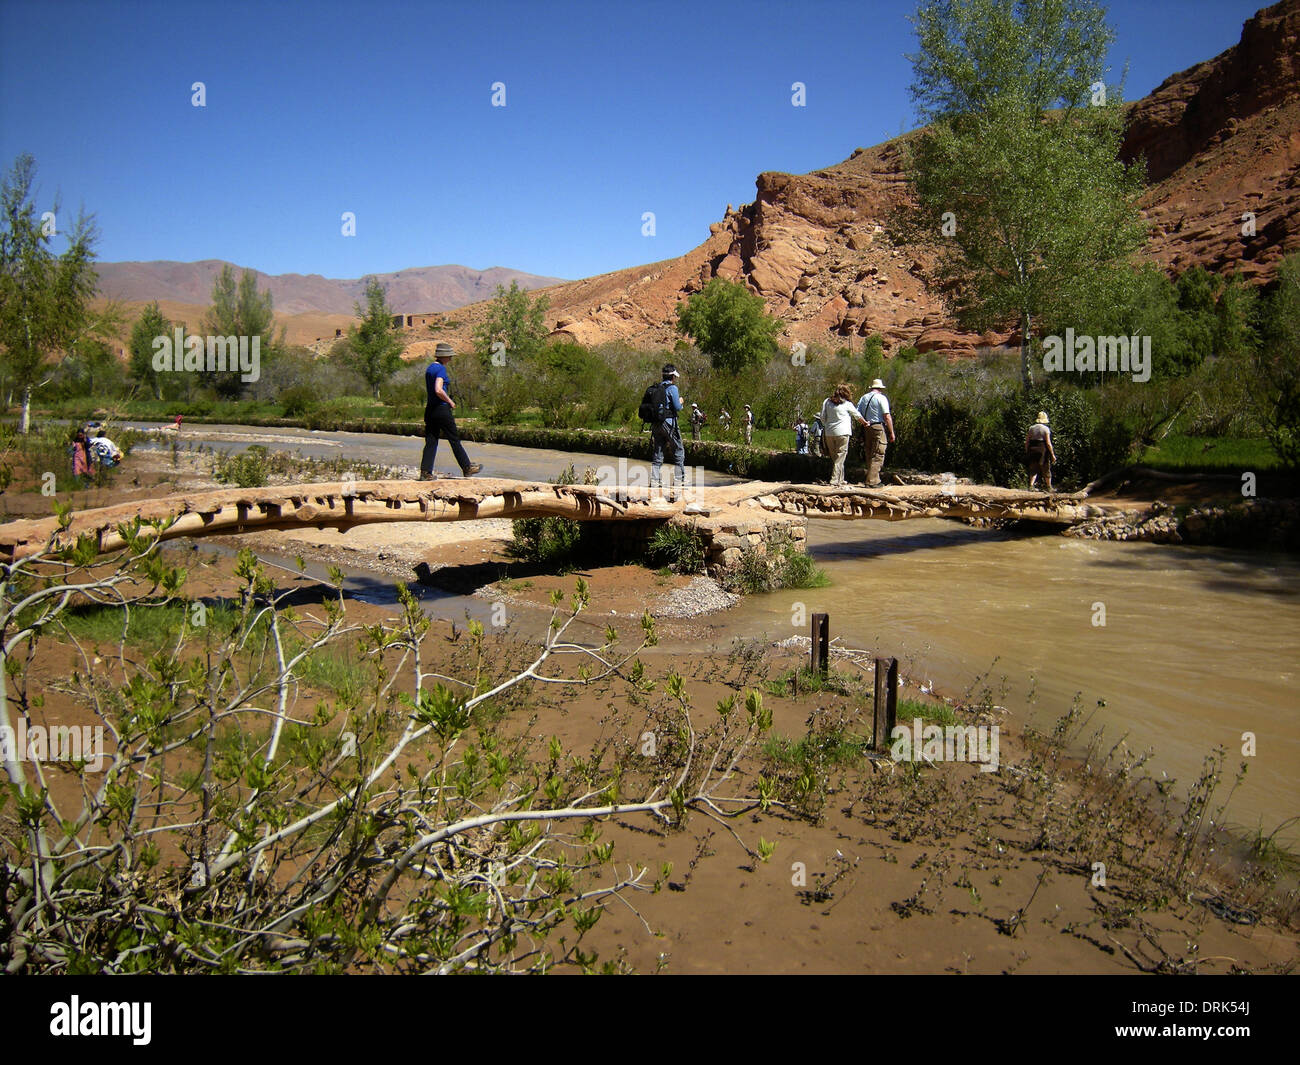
[417,0,1299,361]
[94,261,562,327]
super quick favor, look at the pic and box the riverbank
[156,541,1300,971]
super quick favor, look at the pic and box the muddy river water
[135,423,1300,843]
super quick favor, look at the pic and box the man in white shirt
[856,378,896,487]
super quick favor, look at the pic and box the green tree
[1255,252,1300,469]
[128,301,174,400]
[473,280,550,368]
[675,278,781,373]
[201,264,283,399]
[893,0,1147,389]
[0,154,114,432]
[347,278,406,399]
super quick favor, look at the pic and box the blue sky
[0,0,1267,281]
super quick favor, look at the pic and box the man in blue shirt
[420,343,482,480]
[650,363,685,492]
[856,378,896,487]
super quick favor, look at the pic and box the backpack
[639,381,671,424]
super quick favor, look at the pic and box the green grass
[58,600,241,650]
[1136,434,1281,473]
[763,731,871,768]
[763,667,869,699]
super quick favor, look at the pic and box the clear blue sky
[0,0,1268,282]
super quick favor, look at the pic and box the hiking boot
[464,463,483,477]
[418,472,435,482]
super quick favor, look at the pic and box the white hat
[870,378,886,390]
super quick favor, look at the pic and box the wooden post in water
[873,656,898,751]
[810,613,829,676]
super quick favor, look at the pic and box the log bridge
[0,478,1120,577]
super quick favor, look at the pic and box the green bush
[508,465,590,566]
[280,385,318,417]
[213,445,270,488]
[647,524,706,574]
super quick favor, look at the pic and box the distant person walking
[645,363,685,491]
[743,404,753,445]
[69,429,94,485]
[793,416,808,455]
[820,383,869,486]
[856,378,896,487]
[1025,411,1056,491]
[810,413,824,457]
[718,408,731,435]
[689,403,706,441]
[420,342,482,480]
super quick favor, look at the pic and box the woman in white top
[820,383,868,485]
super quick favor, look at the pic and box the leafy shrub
[725,544,825,594]
[508,465,590,566]
[280,384,318,417]
[214,445,270,488]
[647,524,706,574]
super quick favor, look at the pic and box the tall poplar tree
[892,0,1147,389]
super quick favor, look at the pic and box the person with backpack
[419,342,483,480]
[641,363,684,492]
[793,416,809,455]
[689,403,706,441]
[743,405,753,444]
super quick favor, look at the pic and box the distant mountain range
[92,261,565,316]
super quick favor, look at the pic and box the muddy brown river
[137,423,1300,844]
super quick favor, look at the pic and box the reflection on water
[714,518,1300,844]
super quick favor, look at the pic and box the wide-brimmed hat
[870,378,886,390]
[1035,411,1050,424]
[744,404,751,409]
[434,342,456,360]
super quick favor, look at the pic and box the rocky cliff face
[1121,0,1300,282]
[440,0,1300,360]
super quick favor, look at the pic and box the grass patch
[1136,434,1280,473]
[58,599,241,650]
[763,730,871,768]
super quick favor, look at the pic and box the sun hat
[1035,411,1050,424]
[870,378,886,390]
[434,342,455,359]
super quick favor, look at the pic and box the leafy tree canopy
[675,278,782,374]
[894,0,1147,389]
[347,278,406,399]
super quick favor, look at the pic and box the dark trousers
[421,405,471,475]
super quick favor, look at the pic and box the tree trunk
[19,386,32,434]
[1020,311,1034,391]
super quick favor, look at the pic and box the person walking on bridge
[856,378,895,487]
[1025,411,1056,492]
[420,342,482,480]
[821,383,869,486]
[646,364,685,493]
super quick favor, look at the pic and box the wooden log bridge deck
[0,478,1120,571]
